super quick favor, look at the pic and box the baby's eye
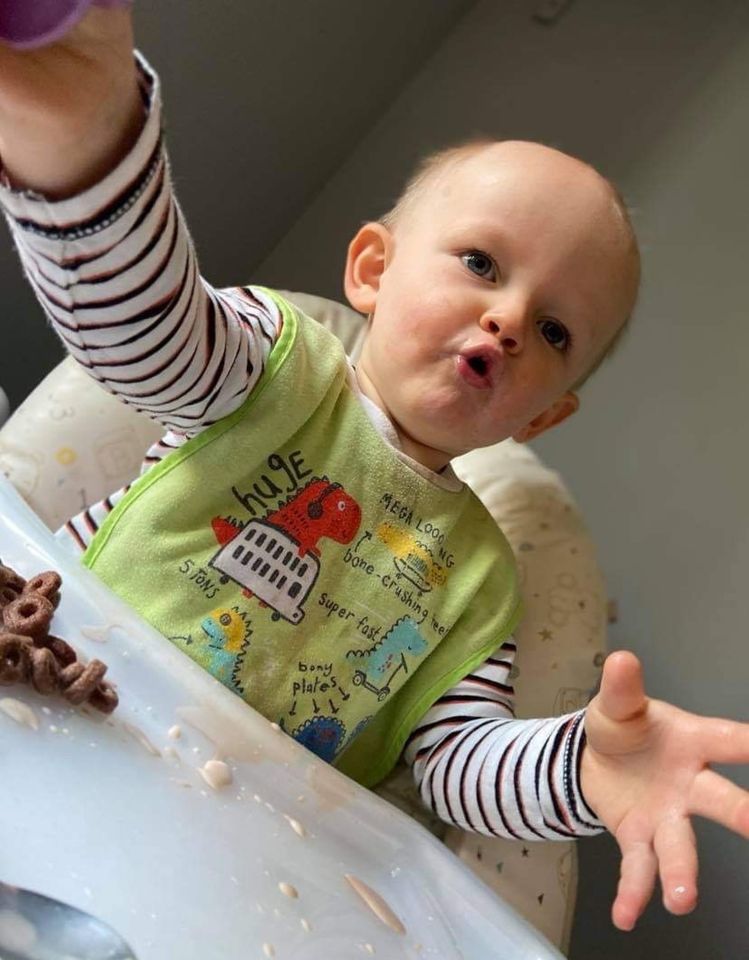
[538,318,570,352]
[461,250,497,281]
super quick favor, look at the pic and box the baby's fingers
[690,768,749,838]
[653,816,698,916]
[697,715,749,765]
[612,837,657,931]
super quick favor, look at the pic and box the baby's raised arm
[0,7,282,438]
[0,6,142,199]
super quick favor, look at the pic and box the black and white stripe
[405,641,602,839]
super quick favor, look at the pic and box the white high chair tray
[0,476,562,960]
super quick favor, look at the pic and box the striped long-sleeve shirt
[0,54,603,842]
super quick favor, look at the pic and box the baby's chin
[384,411,453,471]
[393,411,499,471]
[386,385,512,465]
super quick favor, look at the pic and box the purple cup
[0,0,131,50]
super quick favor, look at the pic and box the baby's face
[351,142,637,471]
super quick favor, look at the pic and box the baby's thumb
[596,650,647,722]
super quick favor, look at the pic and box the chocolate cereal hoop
[0,563,25,594]
[0,633,30,686]
[2,592,55,642]
[22,570,62,609]
[0,585,20,608]
[39,634,77,667]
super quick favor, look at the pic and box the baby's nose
[479,312,525,351]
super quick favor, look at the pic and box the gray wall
[260,0,749,956]
[537,16,749,957]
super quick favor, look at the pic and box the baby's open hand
[581,651,749,931]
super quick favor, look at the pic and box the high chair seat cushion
[0,291,607,953]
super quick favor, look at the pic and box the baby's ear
[513,392,580,443]
[344,222,392,314]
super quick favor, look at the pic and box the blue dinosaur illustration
[291,715,346,763]
[347,616,427,701]
[199,607,246,688]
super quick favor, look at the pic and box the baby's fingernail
[673,886,687,898]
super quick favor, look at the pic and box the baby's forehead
[417,144,630,260]
[433,141,610,211]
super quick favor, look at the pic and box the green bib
[83,290,522,786]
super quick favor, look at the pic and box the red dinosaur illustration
[208,477,362,624]
[212,477,361,558]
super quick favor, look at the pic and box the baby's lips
[456,355,493,389]
[457,342,503,388]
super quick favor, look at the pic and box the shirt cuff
[566,708,605,833]
[0,51,162,235]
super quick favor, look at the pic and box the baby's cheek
[419,289,462,322]
[400,309,451,355]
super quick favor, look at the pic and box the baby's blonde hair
[379,138,640,390]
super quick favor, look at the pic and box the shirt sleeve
[404,637,605,840]
[0,52,281,437]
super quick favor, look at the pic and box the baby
[347,137,638,466]
[0,6,747,935]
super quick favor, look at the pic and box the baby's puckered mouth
[456,344,502,389]
[468,354,489,376]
